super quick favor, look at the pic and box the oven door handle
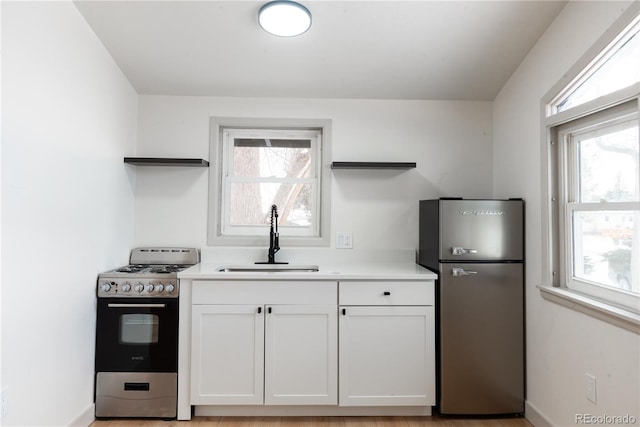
[107,303,167,308]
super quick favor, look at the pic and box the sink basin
[217,264,319,273]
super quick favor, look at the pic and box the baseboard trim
[195,405,433,417]
[525,401,552,427]
[68,403,95,427]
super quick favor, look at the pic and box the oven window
[120,314,159,344]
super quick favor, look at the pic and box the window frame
[540,5,640,333]
[547,13,640,115]
[553,101,639,310]
[542,90,640,331]
[220,127,321,237]
[207,117,332,247]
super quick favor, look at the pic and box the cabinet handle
[257,307,262,314]
[383,291,391,296]
[268,307,272,314]
[342,308,346,315]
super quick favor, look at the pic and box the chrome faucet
[256,204,288,265]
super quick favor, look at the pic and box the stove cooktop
[97,247,199,298]
[107,264,192,275]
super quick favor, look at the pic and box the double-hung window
[208,118,331,246]
[553,102,639,308]
[221,128,321,237]
[544,11,640,320]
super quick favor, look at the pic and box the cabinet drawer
[339,281,434,306]
[192,281,337,305]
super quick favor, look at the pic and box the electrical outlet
[586,373,597,404]
[1,387,7,418]
[336,232,353,249]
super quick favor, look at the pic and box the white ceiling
[74,0,567,101]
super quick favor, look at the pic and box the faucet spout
[256,204,288,265]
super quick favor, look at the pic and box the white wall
[1,2,137,425]
[493,1,640,426]
[135,96,494,252]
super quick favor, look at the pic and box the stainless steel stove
[95,247,199,419]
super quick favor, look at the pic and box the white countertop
[179,261,437,281]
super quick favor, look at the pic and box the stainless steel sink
[217,264,319,273]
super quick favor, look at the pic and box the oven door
[95,298,178,372]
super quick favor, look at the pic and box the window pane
[572,210,638,293]
[233,138,312,178]
[556,22,640,112]
[577,124,639,202]
[229,182,312,227]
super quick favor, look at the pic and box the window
[208,118,331,246]
[548,14,640,115]
[221,128,320,237]
[553,102,639,310]
[544,11,640,318]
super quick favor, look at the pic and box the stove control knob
[155,284,165,293]
[101,283,112,292]
[145,284,155,293]
[121,282,132,292]
[135,283,144,293]
[165,284,175,293]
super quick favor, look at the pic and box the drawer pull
[257,307,262,314]
[342,308,346,315]
[383,291,391,296]
[268,307,272,314]
[124,382,149,391]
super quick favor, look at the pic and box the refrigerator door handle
[451,267,478,276]
[451,246,478,255]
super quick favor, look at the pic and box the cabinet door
[339,306,435,406]
[191,305,264,405]
[264,305,338,405]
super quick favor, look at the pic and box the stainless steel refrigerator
[418,198,524,415]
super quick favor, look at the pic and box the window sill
[538,286,640,334]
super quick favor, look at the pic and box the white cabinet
[265,305,337,405]
[338,281,435,407]
[191,304,264,405]
[190,281,338,406]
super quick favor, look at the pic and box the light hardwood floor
[91,415,533,427]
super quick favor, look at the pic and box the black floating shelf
[124,157,209,167]
[331,161,416,170]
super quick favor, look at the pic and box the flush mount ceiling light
[258,1,312,37]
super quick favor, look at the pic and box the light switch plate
[336,232,353,249]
